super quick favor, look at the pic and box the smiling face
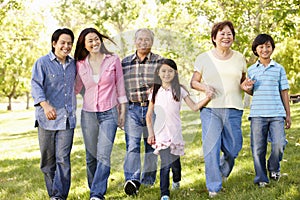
[52,34,73,62]
[255,41,273,60]
[84,32,101,53]
[135,30,153,56]
[213,25,234,49]
[158,64,176,85]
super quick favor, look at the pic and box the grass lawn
[0,104,299,200]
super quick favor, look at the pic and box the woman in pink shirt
[74,28,127,200]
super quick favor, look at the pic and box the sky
[26,0,59,34]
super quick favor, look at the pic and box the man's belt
[129,100,149,107]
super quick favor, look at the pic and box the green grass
[0,104,300,200]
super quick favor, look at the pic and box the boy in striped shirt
[241,34,291,187]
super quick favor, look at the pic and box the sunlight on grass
[0,104,299,199]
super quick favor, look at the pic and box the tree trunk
[7,96,12,111]
[26,92,30,110]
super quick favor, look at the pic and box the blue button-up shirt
[31,51,76,130]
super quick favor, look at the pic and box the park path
[0,96,197,135]
[0,107,36,134]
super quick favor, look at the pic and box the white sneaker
[258,182,268,187]
[209,191,218,198]
[90,198,101,200]
[161,195,170,200]
[172,181,180,190]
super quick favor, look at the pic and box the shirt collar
[49,51,72,64]
[84,53,111,63]
[131,51,152,62]
[255,59,275,68]
[159,86,172,91]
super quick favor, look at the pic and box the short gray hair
[134,28,154,42]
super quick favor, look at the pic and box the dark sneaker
[124,180,138,195]
[270,171,281,181]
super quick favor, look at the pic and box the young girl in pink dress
[146,59,212,200]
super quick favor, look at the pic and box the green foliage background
[0,0,299,109]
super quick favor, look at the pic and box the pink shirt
[149,86,188,156]
[75,54,127,112]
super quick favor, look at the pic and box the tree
[0,0,46,110]
[52,0,142,58]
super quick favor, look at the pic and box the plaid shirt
[122,51,163,102]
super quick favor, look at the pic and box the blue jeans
[159,148,181,197]
[38,127,74,200]
[250,117,286,184]
[81,108,118,199]
[200,108,243,192]
[123,103,158,185]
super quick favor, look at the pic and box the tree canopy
[0,0,299,110]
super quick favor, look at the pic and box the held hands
[204,84,216,99]
[147,134,156,145]
[241,78,255,91]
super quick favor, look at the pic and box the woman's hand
[118,103,126,129]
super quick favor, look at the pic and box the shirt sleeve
[31,59,46,106]
[148,92,153,101]
[194,54,203,73]
[75,62,84,95]
[279,66,290,91]
[180,86,189,99]
[115,55,128,104]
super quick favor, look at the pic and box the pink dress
[149,86,188,156]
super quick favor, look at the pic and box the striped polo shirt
[248,59,289,118]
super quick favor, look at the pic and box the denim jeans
[38,127,74,200]
[200,108,243,192]
[250,117,286,184]
[123,103,158,185]
[81,108,118,199]
[159,148,181,197]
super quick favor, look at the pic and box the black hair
[151,59,181,104]
[51,28,74,53]
[252,34,275,57]
[74,28,116,61]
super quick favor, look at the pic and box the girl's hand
[147,135,155,145]
[204,84,216,98]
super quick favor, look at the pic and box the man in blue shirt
[31,28,76,200]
